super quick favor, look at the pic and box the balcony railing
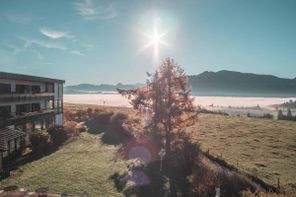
[0,92,54,103]
[5,109,55,126]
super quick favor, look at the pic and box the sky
[0,0,295,85]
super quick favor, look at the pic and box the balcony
[0,92,54,103]
[5,109,55,126]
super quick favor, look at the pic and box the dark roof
[0,72,65,84]
[0,128,25,152]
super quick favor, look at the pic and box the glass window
[32,85,41,94]
[16,84,31,94]
[0,83,11,94]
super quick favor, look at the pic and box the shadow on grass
[10,137,74,173]
[109,172,127,192]
[110,161,169,197]
[85,111,134,146]
[109,154,268,197]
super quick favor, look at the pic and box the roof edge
[0,71,65,84]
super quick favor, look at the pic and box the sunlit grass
[0,133,126,196]
[190,113,296,192]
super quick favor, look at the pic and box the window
[16,104,30,115]
[0,106,11,119]
[16,84,30,94]
[47,100,54,110]
[31,103,41,112]
[0,83,11,94]
[46,83,54,93]
[32,85,41,94]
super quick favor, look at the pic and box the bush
[63,108,77,121]
[262,113,274,119]
[110,112,128,131]
[64,121,79,136]
[165,134,201,196]
[47,126,68,146]
[86,108,93,118]
[29,131,50,152]
[101,112,132,145]
[92,111,113,125]
[77,125,87,133]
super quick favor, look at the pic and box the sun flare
[139,19,169,61]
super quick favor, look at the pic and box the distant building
[0,72,65,174]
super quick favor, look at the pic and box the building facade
[0,72,65,175]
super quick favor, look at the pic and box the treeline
[277,109,296,121]
[279,100,296,109]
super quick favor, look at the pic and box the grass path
[0,133,126,196]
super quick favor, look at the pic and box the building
[0,72,65,175]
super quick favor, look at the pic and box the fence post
[278,177,280,189]
[236,160,238,168]
[220,153,222,159]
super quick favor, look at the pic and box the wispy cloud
[18,36,67,50]
[12,36,86,58]
[6,15,32,25]
[6,44,24,55]
[4,43,43,60]
[80,43,94,49]
[70,50,85,56]
[74,0,117,20]
[40,27,74,39]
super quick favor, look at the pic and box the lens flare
[139,18,169,62]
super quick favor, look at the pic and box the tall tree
[118,57,197,153]
[287,108,293,120]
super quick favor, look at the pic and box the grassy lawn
[0,133,126,196]
[64,103,296,191]
[190,113,296,191]
[3,103,294,195]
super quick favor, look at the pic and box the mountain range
[65,70,296,97]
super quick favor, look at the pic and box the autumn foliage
[118,57,197,153]
[118,57,199,196]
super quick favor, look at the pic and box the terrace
[0,92,54,103]
[5,109,55,126]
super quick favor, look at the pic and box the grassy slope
[2,103,294,195]
[190,114,296,190]
[64,103,296,190]
[0,133,126,196]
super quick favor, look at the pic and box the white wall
[55,114,63,126]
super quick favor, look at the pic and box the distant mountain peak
[189,70,296,97]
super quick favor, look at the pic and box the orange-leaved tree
[118,57,197,154]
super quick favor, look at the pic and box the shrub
[110,112,128,131]
[29,131,50,152]
[262,113,274,119]
[92,111,113,124]
[64,121,79,136]
[47,126,68,146]
[165,134,201,196]
[77,125,87,133]
[63,108,77,121]
[101,112,132,145]
[87,108,93,118]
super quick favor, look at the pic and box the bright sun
[139,19,169,61]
